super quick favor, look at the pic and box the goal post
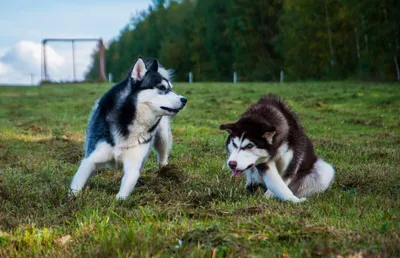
[41,38,106,83]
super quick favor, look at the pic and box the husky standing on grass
[220,95,334,203]
[70,57,187,200]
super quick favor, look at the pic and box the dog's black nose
[180,97,187,105]
[228,161,237,170]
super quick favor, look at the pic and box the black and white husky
[70,57,187,199]
[220,95,334,203]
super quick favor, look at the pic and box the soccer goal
[41,38,106,83]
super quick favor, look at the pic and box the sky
[0,0,152,85]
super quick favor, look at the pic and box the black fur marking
[256,163,269,174]
[225,134,233,153]
[246,183,259,195]
[90,76,140,139]
[140,136,153,145]
[85,59,167,157]
[85,57,174,158]
[117,95,137,137]
[148,117,162,133]
[150,59,158,72]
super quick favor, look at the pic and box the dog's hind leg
[154,117,172,168]
[70,142,113,195]
[116,144,151,200]
[295,158,335,197]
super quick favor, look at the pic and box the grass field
[0,82,399,257]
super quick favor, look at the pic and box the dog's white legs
[116,144,151,200]
[154,117,172,168]
[260,161,306,203]
[70,142,113,195]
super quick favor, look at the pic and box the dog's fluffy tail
[297,158,335,197]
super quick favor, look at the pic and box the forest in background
[85,0,400,82]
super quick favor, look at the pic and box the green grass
[0,82,399,257]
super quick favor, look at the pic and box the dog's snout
[180,97,187,105]
[228,161,237,170]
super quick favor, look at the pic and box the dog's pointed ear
[219,123,236,134]
[131,57,147,81]
[150,59,159,72]
[262,129,276,144]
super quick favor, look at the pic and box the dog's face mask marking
[131,58,187,116]
[220,121,275,176]
[226,136,269,176]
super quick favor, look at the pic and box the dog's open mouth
[160,106,181,113]
[231,164,254,177]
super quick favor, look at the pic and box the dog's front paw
[68,189,79,198]
[159,162,168,168]
[116,194,128,200]
[290,197,307,203]
[264,190,274,199]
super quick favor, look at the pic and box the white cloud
[0,0,152,85]
[0,40,98,85]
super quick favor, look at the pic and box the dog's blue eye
[244,143,254,149]
[158,85,167,91]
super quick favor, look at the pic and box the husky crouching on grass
[220,94,334,203]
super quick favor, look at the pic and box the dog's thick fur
[70,58,187,199]
[220,94,334,203]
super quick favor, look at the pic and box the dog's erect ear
[219,123,236,134]
[131,57,147,81]
[262,130,276,144]
[149,59,159,72]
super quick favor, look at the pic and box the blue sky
[0,0,152,84]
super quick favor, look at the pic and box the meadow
[0,82,399,257]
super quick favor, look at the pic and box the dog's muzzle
[229,163,254,177]
[160,97,187,113]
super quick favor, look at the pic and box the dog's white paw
[159,161,168,168]
[68,189,79,197]
[264,190,274,199]
[290,197,307,203]
[116,194,128,200]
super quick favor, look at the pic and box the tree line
[85,0,400,82]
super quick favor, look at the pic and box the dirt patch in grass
[345,118,385,127]
[156,164,187,184]
[37,138,83,164]
[0,147,19,168]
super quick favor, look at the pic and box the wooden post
[72,40,76,82]
[42,41,48,82]
[98,39,106,82]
